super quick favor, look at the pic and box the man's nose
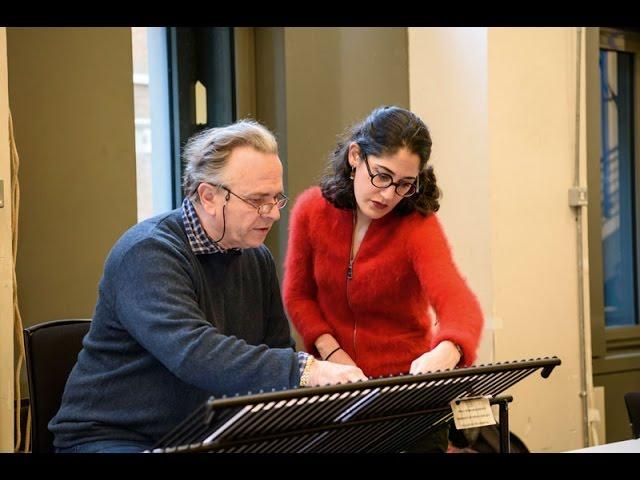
[264,205,281,221]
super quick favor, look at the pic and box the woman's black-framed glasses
[361,155,419,197]
[206,183,288,215]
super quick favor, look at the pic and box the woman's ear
[347,142,361,169]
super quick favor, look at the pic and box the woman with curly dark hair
[282,106,484,450]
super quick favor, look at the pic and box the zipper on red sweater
[347,209,373,363]
[347,212,357,361]
[347,261,357,362]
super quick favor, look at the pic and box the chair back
[23,319,91,453]
[624,392,640,439]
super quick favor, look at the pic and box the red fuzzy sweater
[283,187,483,378]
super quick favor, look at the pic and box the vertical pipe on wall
[572,26,591,448]
[0,26,15,452]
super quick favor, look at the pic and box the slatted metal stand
[149,357,560,453]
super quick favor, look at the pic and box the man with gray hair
[49,119,366,453]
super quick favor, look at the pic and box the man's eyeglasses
[361,155,419,197]
[206,183,288,216]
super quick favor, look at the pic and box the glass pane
[132,27,153,221]
[599,49,638,327]
[132,27,172,222]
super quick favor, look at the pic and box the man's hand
[409,341,461,375]
[306,359,368,387]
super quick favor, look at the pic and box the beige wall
[252,28,286,271]
[0,26,596,452]
[0,27,15,452]
[283,28,409,205]
[487,27,586,452]
[408,27,494,365]
[234,28,257,121]
[253,27,409,277]
[409,27,587,452]
[6,28,138,396]
[251,27,409,348]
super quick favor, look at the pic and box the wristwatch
[299,356,315,387]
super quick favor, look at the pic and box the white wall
[0,26,15,452]
[487,27,585,452]
[408,27,494,369]
[409,27,586,452]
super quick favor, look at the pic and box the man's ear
[197,183,220,215]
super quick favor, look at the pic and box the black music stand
[149,357,560,453]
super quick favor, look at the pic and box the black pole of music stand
[498,398,510,453]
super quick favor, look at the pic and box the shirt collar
[181,197,239,255]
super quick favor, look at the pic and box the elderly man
[50,120,366,453]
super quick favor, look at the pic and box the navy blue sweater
[49,209,300,448]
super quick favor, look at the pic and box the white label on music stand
[450,396,496,430]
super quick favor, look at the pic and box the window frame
[589,27,640,363]
[166,27,237,208]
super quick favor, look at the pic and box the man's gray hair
[182,119,279,203]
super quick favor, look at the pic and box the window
[586,26,640,445]
[589,27,640,356]
[166,27,236,207]
[131,27,172,221]
[599,48,638,328]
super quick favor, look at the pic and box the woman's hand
[315,333,358,366]
[323,348,358,366]
[409,341,461,375]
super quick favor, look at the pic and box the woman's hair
[320,106,440,216]
[182,119,278,203]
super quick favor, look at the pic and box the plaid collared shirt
[181,197,237,255]
[181,197,311,382]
